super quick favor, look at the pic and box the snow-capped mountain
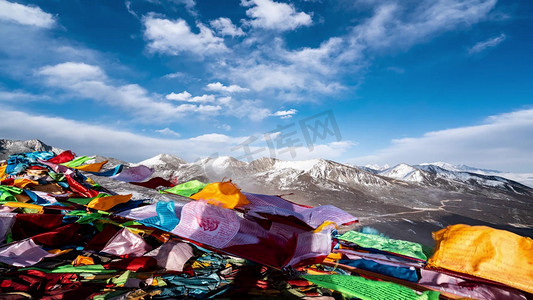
[376,163,532,194]
[419,162,501,174]
[378,163,428,182]
[0,139,62,159]
[419,162,533,188]
[138,155,392,192]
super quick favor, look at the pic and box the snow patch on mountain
[273,159,321,172]
[364,164,390,171]
[379,164,425,182]
[137,153,186,167]
[420,162,501,174]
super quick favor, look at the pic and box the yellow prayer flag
[13,178,39,188]
[427,224,533,294]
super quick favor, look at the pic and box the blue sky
[0,0,532,172]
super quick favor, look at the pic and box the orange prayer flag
[72,255,95,266]
[73,160,108,172]
[190,181,249,209]
[87,194,132,211]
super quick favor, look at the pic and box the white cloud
[205,82,249,93]
[271,108,297,118]
[0,0,55,28]
[210,17,245,37]
[143,15,227,56]
[165,90,270,121]
[0,107,243,162]
[348,109,533,173]
[37,62,221,121]
[174,0,196,10]
[217,124,232,131]
[230,63,305,91]
[350,0,497,50]
[0,90,51,102]
[223,0,496,95]
[125,1,138,19]
[232,99,272,121]
[163,72,186,79]
[37,62,106,84]
[155,127,181,137]
[165,91,192,101]
[241,0,312,31]
[189,133,236,143]
[283,37,345,75]
[165,91,220,103]
[468,33,506,54]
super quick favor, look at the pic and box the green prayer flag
[48,171,65,182]
[61,155,95,167]
[338,231,427,260]
[68,197,99,205]
[303,274,439,300]
[22,264,116,274]
[0,185,23,202]
[160,179,207,197]
[107,270,135,286]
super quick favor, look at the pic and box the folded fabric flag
[138,201,180,232]
[0,238,57,267]
[84,224,120,252]
[338,259,419,282]
[72,160,108,172]
[0,163,7,181]
[0,212,16,243]
[109,165,153,182]
[145,239,194,272]
[303,274,440,300]
[130,177,174,189]
[11,213,64,240]
[38,159,75,176]
[285,228,334,267]
[31,222,83,247]
[427,224,533,294]
[171,200,240,249]
[60,156,94,167]
[13,178,38,188]
[339,231,427,261]
[246,204,357,229]
[6,151,55,175]
[160,179,207,197]
[0,185,24,202]
[65,174,99,198]
[46,150,75,164]
[87,164,123,177]
[419,268,528,300]
[101,227,152,257]
[104,257,158,272]
[117,201,186,224]
[190,181,249,209]
[242,192,313,211]
[87,194,132,211]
